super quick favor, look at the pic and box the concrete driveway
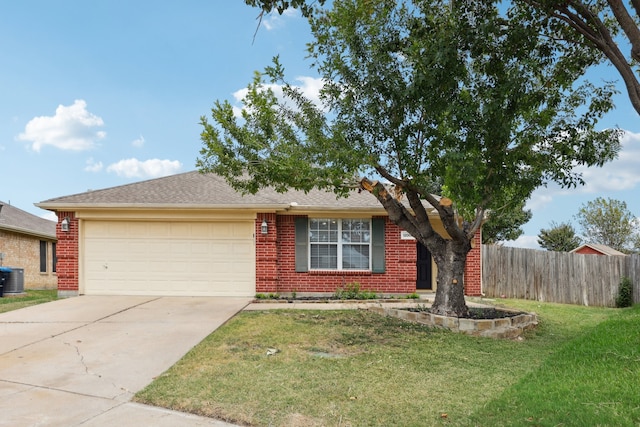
[0,296,250,426]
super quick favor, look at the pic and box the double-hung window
[309,219,371,270]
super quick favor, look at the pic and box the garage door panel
[83,221,255,296]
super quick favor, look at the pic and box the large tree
[482,201,533,245]
[575,197,640,252]
[254,0,640,116]
[200,0,620,317]
[538,221,582,251]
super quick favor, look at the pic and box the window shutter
[295,217,309,272]
[371,218,385,273]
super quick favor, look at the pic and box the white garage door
[83,221,255,296]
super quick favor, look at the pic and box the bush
[255,292,280,300]
[615,277,633,308]
[334,282,378,300]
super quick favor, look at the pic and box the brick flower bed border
[368,306,538,339]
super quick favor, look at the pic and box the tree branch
[607,0,640,62]
[525,0,640,116]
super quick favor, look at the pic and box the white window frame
[308,218,371,271]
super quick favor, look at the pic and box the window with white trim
[309,219,371,270]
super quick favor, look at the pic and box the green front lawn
[0,289,58,313]
[135,300,639,426]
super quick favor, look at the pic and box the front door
[416,243,433,290]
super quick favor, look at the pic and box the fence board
[482,246,639,307]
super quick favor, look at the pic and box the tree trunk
[429,239,470,317]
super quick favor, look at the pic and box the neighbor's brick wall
[55,211,79,295]
[0,229,57,289]
[255,214,483,296]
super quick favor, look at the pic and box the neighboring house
[0,201,57,289]
[36,171,482,298]
[570,244,627,256]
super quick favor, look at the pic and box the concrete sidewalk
[0,296,250,426]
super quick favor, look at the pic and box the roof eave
[0,224,57,240]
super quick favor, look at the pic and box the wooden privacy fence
[482,245,640,307]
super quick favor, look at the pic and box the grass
[470,303,640,426]
[0,289,58,313]
[134,300,638,426]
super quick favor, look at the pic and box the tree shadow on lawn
[467,305,640,427]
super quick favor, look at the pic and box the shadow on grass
[468,305,640,427]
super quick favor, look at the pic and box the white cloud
[132,135,145,147]
[232,76,325,117]
[523,129,640,214]
[503,234,541,250]
[40,211,58,222]
[84,157,104,173]
[574,130,640,193]
[262,8,298,31]
[17,100,106,152]
[106,158,182,178]
[525,190,556,212]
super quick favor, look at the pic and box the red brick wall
[463,230,482,296]
[256,214,483,296]
[55,212,79,295]
[53,209,482,297]
[256,215,417,294]
[256,213,278,292]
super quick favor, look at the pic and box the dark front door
[416,243,433,290]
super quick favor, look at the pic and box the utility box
[0,267,11,297]
[4,267,24,294]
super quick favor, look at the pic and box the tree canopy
[252,0,640,116]
[201,0,620,316]
[482,201,533,245]
[244,0,325,16]
[538,221,582,252]
[575,197,640,253]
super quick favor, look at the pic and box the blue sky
[1,1,639,249]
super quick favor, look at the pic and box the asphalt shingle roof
[37,171,386,211]
[0,201,56,239]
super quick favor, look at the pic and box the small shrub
[413,303,430,312]
[255,293,280,300]
[405,293,420,299]
[334,282,378,300]
[615,276,633,308]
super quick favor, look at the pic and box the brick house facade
[0,202,57,290]
[54,212,482,297]
[40,172,483,297]
[256,214,482,296]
